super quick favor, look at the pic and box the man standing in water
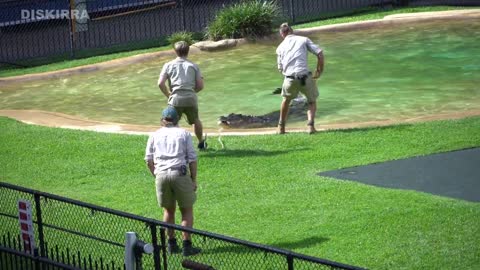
[276,22,324,134]
[158,41,207,149]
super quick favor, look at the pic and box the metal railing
[0,182,365,270]
[2,0,478,66]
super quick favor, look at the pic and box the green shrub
[167,31,195,46]
[206,0,280,41]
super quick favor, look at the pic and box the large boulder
[192,39,244,51]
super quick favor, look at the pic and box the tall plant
[167,31,195,46]
[206,0,280,41]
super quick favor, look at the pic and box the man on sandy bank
[158,41,207,149]
[276,22,325,134]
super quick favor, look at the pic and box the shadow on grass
[195,236,329,256]
[272,236,330,251]
[200,148,310,158]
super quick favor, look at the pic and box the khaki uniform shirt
[158,57,203,107]
[144,127,197,176]
[276,34,322,77]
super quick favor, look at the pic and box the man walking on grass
[276,22,325,134]
[158,41,207,150]
[145,106,201,256]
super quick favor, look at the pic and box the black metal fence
[1,0,479,66]
[0,182,365,270]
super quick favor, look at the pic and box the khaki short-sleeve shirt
[276,34,322,77]
[158,57,202,93]
[144,127,197,176]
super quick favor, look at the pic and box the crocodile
[218,96,308,129]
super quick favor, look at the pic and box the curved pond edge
[1,109,479,136]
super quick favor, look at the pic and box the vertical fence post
[287,254,294,270]
[179,0,187,31]
[33,193,45,258]
[149,224,163,270]
[125,232,153,270]
[289,0,295,23]
[160,227,168,270]
[125,232,137,270]
[68,0,76,58]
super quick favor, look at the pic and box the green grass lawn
[0,6,476,78]
[1,116,479,269]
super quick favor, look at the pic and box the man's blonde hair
[174,41,190,57]
[279,22,293,35]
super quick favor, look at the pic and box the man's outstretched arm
[313,51,324,79]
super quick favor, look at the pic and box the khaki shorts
[174,106,199,125]
[155,172,196,209]
[281,73,319,102]
[168,92,199,125]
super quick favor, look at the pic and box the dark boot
[198,140,208,150]
[277,122,286,134]
[167,238,180,254]
[183,240,201,257]
[307,120,316,134]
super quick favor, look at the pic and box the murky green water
[1,18,479,128]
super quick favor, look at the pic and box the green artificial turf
[1,116,479,269]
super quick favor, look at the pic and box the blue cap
[162,106,178,122]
